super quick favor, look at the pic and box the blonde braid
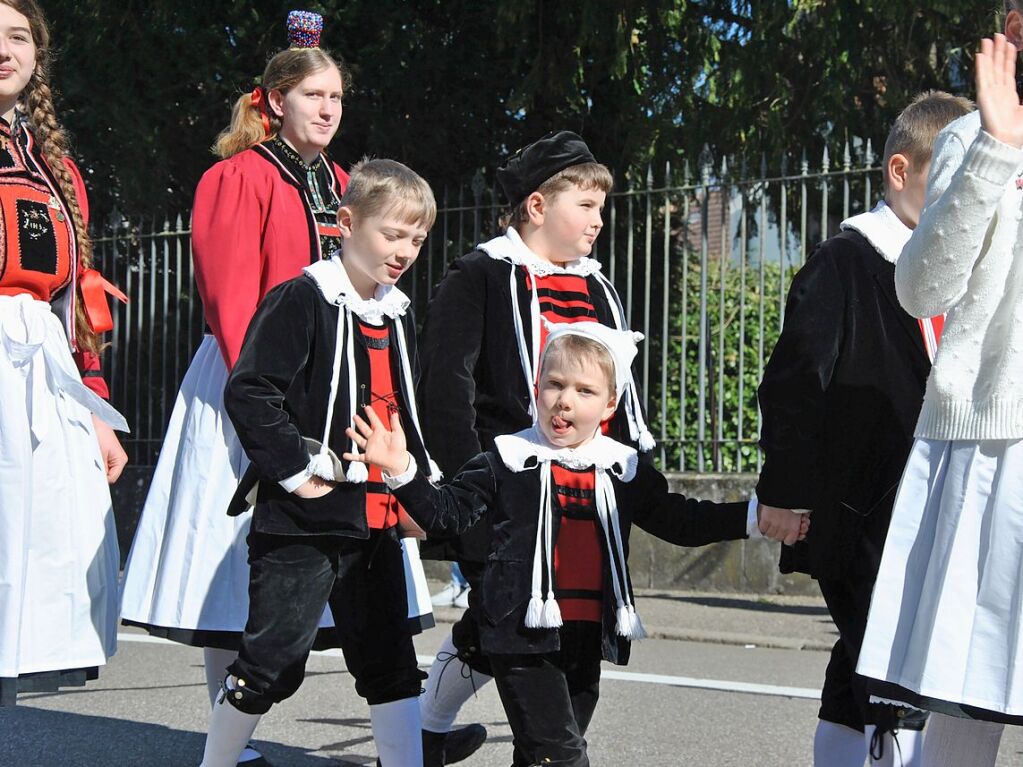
[24,68,99,352]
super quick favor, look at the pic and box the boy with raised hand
[414,130,657,765]
[756,91,972,767]
[349,322,773,767]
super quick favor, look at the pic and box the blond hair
[342,158,437,230]
[540,333,617,400]
[883,90,974,170]
[2,0,98,351]
[505,162,613,228]
[213,47,350,159]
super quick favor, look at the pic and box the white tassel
[637,429,656,453]
[628,607,647,640]
[616,605,634,638]
[308,453,336,481]
[346,461,369,483]
[524,594,545,629]
[428,459,443,483]
[540,595,563,628]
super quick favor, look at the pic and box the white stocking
[199,677,263,767]
[921,713,1002,767]
[420,633,493,733]
[814,720,867,766]
[203,649,263,763]
[371,697,424,766]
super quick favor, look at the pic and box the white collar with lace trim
[494,426,638,481]
[839,201,912,265]
[303,256,411,324]
[477,226,603,278]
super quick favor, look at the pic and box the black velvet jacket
[224,274,432,537]
[756,229,931,579]
[395,454,749,662]
[418,249,634,562]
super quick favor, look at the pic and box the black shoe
[440,724,488,765]
[238,743,274,766]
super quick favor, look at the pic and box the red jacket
[191,144,349,369]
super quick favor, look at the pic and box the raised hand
[343,406,411,477]
[976,34,1023,149]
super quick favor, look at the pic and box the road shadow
[0,706,344,766]
[639,592,830,618]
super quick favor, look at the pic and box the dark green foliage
[42,1,995,217]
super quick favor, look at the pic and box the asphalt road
[3,628,1023,766]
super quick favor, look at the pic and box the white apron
[859,437,1023,716]
[0,294,124,677]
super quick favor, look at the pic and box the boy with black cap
[415,131,656,765]
[348,321,769,767]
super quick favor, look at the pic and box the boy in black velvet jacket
[415,130,657,764]
[756,91,972,765]
[347,322,787,767]
[198,159,438,767]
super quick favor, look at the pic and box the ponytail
[213,91,280,159]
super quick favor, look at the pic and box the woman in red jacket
[120,12,350,765]
[0,0,128,706]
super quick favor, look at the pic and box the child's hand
[294,475,337,499]
[757,503,805,546]
[977,34,1023,149]
[344,406,411,477]
[92,415,128,484]
[797,512,810,541]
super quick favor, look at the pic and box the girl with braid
[0,0,129,706]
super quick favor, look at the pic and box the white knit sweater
[896,111,1023,440]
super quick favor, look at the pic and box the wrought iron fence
[94,142,882,471]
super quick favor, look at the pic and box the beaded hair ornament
[286,10,323,48]
[251,11,325,136]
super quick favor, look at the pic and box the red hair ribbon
[79,267,128,334]
[250,86,271,138]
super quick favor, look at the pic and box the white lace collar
[477,226,603,277]
[303,256,410,323]
[840,201,912,265]
[494,426,638,481]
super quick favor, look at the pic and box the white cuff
[383,454,417,489]
[279,467,311,493]
[746,497,762,539]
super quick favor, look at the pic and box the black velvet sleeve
[418,255,488,476]
[629,462,749,546]
[224,279,317,483]
[392,452,499,537]
[756,245,845,509]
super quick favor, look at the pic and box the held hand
[92,415,128,484]
[976,34,1023,149]
[293,475,337,499]
[344,406,410,477]
[757,503,805,546]
[797,512,811,541]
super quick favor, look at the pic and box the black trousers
[489,621,603,767]
[819,575,914,734]
[226,528,425,715]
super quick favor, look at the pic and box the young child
[348,322,781,767]
[858,30,1023,767]
[197,159,438,767]
[415,130,654,763]
[756,90,972,767]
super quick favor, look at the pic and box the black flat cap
[497,131,597,207]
